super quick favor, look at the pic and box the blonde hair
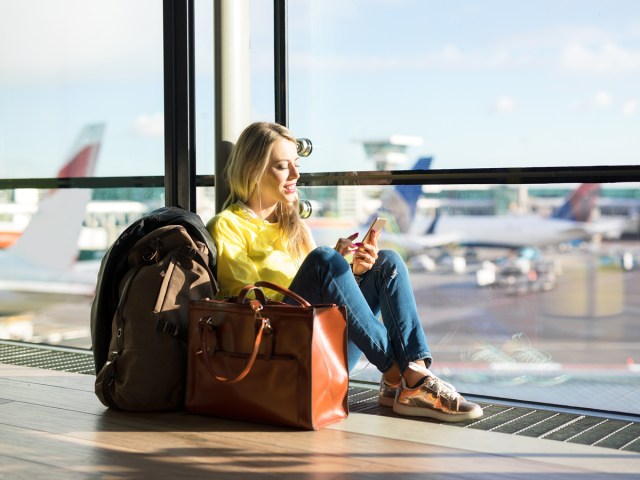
[223,121,313,259]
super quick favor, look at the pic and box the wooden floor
[1,363,639,479]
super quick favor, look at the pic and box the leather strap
[237,284,268,305]
[198,312,270,384]
[255,280,311,307]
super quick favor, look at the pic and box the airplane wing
[382,231,461,251]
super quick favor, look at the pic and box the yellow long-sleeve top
[208,203,312,301]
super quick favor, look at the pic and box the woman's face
[257,137,300,207]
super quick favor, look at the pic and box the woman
[208,121,482,422]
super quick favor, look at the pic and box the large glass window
[302,181,640,415]
[0,0,220,351]
[0,0,165,178]
[2,0,639,418]
[253,0,640,173]
[0,186,161,348]
[195,0,216,176]
[285,0,640,416]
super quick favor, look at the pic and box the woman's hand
[334,232,359,256]
[352,230,380,276]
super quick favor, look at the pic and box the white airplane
[367,160,625,253]
[308,158,624,253]
[0,124,104,315]
[414,184,624,250]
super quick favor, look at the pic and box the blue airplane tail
[552,184,600,222]
[375,157,432,233]
[395,157,432,221]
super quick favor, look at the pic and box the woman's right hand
[352,229,380,276]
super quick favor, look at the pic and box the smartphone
[361,217,387,243]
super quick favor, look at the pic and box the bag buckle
[159,320,180,337]
[249,299,263,313]
[262,318,273,335]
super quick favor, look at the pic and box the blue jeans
[286,246,432,374]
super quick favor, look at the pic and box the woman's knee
[371,249,409,280]
[305,246,351,274]
[308,245,343,262]
[377,249,405,268]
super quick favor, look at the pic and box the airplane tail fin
[552,183,600,222]
[426,210,440,235]
[378,156,432,233]
[10,124,105,271]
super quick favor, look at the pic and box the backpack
[91,206,218,411]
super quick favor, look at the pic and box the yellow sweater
[207,203,308,301]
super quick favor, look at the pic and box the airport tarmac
[2,241,639,416]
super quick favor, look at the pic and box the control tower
[361,135,423,171]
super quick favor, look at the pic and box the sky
[0,0,639,179]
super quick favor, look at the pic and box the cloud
[560,42,640,73]
[495,95,517,114]
[570,90,617,112]
[592,91,613,108]
[288,21,640,76]
[0,0,162,84]
[290,44,502,73]
[132,113,164,137]
[623,99,638,116]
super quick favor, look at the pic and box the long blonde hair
[223,121,313,259]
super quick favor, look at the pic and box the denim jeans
[286,246,432,374]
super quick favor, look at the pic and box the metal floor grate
[2,341,639,453]
[348,384,640,453]
[0,341,95,375]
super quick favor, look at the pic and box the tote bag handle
[199,282,312,384]
[198,297,271,384]
[254,280,311,307]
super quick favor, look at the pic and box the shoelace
[423,374,461,406]
[407,363,463,408]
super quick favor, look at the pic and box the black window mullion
[274,0,288,127]
[163,0,196,211]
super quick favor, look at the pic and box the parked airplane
[0,124,104,315]
[378,177,625,253]
[427,184,623,249]
[303,155,625,259]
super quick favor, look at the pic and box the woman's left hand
[352,230,380,276]
[334,232,359,256]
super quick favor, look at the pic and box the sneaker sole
[392,403,483,423]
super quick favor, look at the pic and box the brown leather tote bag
[185,281,349,430]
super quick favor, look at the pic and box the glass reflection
[301,181,640,415]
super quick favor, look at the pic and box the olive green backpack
[94,215,217,412]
